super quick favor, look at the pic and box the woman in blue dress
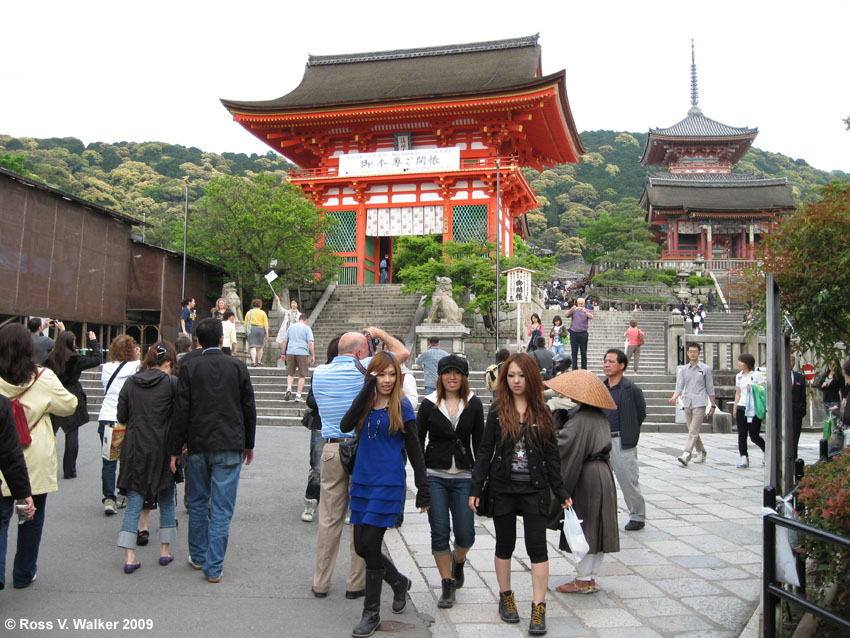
[340,351,429,638]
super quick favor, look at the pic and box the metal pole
[495,158,501,351]
[182,178,188,300]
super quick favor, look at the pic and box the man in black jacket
[790,354,807,460]
[602,349,647,531]
[170,318,257,583]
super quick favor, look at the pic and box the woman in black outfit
[417,354,484,608]
[469,353,571,636]
[46,330,102,479]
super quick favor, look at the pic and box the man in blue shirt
[310,327,408,599]
[280,313,315,402]
[416,337,449,394]
[179,298,196,337]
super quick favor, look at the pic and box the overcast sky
[4,1,849,172]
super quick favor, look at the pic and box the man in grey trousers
[669,342,717,466]
[602,349,648,531]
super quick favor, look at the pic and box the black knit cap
[437,354,469,377]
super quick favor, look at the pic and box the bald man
[310,327,408,599]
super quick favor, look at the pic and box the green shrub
[796,450,850,606]
[687,275,715,288]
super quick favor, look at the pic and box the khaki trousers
[683,406,707,454]
[609,437,646,522]
[312,442,366,593]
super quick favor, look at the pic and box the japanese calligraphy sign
[505,267,533,304]
[338,147,460,177]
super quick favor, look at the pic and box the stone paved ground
[392,432,823,638]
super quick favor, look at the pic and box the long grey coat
[549,403,620,555]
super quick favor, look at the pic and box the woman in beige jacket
[0,324,77,589]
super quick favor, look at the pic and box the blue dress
[349,398,416,528]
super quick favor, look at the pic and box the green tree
[398,238,553,331]
[0,152,31,176]
[190,174,339,300]
[755,181,850,361]
[580,198,658,268]
[392,235,443,284]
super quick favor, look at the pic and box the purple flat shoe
[124,562,141,574]
[159,555,174,566]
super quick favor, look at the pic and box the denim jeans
[426,475,475,555]
[98,421,118,502]
[305,428,325,501]
[117,487,177,549]
[0,493,48,588]
[551,343,566,356]
[186,450,243,579]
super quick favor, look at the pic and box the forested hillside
[1,132,845,261]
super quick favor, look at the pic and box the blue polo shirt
[312,355,372,439]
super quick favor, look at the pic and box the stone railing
[665,314,765,374]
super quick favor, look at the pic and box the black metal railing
[762,444,850,636]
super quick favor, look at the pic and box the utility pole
[181,177,188,299]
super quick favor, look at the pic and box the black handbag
[476,481,492,518]
[339,436,359,475]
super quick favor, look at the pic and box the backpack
[9,369,45,447]
[485,362,503,392]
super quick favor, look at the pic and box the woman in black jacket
[469,353,571,636]
[115,342,178,574]
[417,354,483,608]
[46,331,102,479]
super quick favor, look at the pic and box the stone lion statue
[222,282,243,323]
[425,276,464,324]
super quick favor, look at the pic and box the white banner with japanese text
[339,147,460,177]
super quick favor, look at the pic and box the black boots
[529,602,547,635]
[352,569,383,638]
[437,578,456,608]
[498,590,520,623]
[451,551,465,589]
[380,554,410,614]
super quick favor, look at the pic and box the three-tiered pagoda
[639,43,795,265]
[222,35,584,284]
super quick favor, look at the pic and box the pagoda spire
[688,39,702,116]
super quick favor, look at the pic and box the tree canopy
[579,198,658,268]
[755,181,850,362]
[190,174,339,299]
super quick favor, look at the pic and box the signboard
[505,267,533,304]
[802,363,815,382]
[338,147,460,177]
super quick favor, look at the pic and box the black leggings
[353,524,388,570]
[736,410,765,457]
[493,512,549,564]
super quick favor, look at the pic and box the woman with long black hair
[339,351,429,638]
[46,330,102,479]
[0,324,77,589]
[469,353,571,636]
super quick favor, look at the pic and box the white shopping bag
[101,424,114,461]
[562,506,589,561]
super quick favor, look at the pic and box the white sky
[4,0,849,172]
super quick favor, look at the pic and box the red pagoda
[639,43,795,265]
[222,35,584,284]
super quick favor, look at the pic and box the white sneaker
[677,453,690,467]
[301,498,318,522]
[104,499,117,515]
[295,394,303,402]
[736,456,749,469]
[693,451,707,464]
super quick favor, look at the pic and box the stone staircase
[310,284,422,363]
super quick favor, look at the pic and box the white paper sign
[339,147,460,177]
[264,270,278,284]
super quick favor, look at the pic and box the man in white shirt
[668,342,716,466]
[221,310,237,356]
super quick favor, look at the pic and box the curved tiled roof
[641,173,795,210]
[649,113,757,138]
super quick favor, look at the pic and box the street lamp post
[181,177,188,299]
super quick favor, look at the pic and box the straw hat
[544,369,616,410]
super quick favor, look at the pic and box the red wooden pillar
[355,199,367,284]
[487,195,498,244]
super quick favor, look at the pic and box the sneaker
[301,498,318,522]
[104,499,117,515]
[207,573,222,583]
[187,557,203,570]
[677,453,690,467]
[737,456,750,469]
[295,393,303,402]
[498,590,520,624]
[693,451,707,464]
[116,494,127,509]
[529,602,547,636]
[284,389,292,401]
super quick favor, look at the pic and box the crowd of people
[5,295,848,638]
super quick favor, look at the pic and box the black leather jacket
[417,394,484,471]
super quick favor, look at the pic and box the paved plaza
[0,426,822,637]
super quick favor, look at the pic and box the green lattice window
[452,205,488,243]
[338,257,357,284]
[325,210,357,253]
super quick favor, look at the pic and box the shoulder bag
[9,369,46,446]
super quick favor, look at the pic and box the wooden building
[222,35,584,284]
[0,167,221,347]
[639,45,795,265]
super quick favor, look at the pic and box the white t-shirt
[222,319,237,349]
[98,360,141,422]
[736,369,765,413]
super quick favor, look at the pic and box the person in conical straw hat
[544,370,620,595]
